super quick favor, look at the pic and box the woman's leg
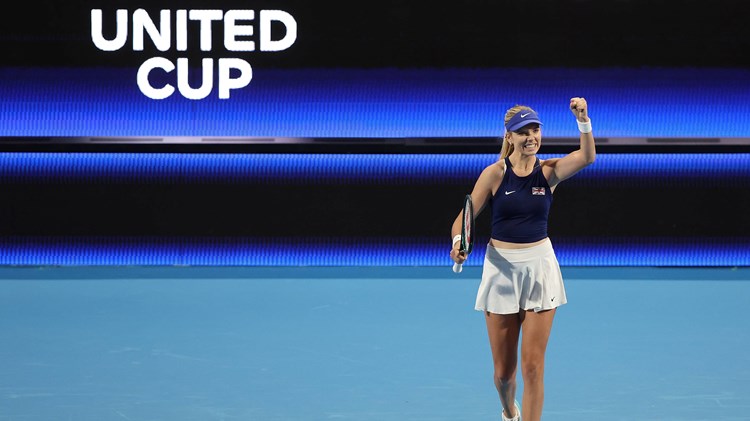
[485,311,522,418]
[520,308,556,421]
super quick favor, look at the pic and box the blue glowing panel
[0,152,746,186]
[0,152,747,267]
[2,68,750,138]
[0,236,748,267]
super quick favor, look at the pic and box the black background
[3,0,749,68]
[1,165,748,245]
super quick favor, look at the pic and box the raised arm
[546,97,596,187]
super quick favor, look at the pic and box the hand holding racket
[452,194,474,273]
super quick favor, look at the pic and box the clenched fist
[570,97,589,122]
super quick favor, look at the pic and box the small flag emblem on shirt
[532,187,546,195]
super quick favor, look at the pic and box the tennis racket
[452,194,474,273]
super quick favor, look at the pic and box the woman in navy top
[450,98,596,421]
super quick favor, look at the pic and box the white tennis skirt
[475,238,567,315]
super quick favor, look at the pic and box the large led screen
[2,1,749,140]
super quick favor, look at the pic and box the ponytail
[499,137,514,160]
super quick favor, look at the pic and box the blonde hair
[499,105,536,160]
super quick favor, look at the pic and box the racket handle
[452,262,463,273]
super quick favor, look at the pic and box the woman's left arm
[546,97,596,187]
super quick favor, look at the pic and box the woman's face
[507,124,542,156]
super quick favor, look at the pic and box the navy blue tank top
[490,157,553,243]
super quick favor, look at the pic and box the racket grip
[452,262,463,273]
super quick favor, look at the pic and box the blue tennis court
[1,266,748,421]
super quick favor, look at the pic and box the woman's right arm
[450,162,503,262]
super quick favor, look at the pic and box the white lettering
[133,9,171,51]
[137,57,175,100]
[189,9,223,51]
[177,58,214,100]
[92,8,295,99]
[176,10,188,51]
[91,9,128,51]
[260,10,297,52]
[219,58,253,99]
[137,58,252,100]
[224,10,255,52]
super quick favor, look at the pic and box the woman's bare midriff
[490,237,548,249]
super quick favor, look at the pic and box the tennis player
[450,98,595,421]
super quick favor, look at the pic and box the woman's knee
[521,358,545,383]
[493,366,517,386]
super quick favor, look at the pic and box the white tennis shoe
[501,400,521,421]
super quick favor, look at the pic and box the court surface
[1,266,748,421]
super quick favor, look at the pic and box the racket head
[460,194,474,255]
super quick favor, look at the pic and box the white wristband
[577,120,592,133]
[452,234,462,246]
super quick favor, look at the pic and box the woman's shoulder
[474,160,506,194]
[540,157,561,167]
[482,160,506,178]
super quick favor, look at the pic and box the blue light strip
[2,67,750,138]
[0,236,747,267]
[0,153,747,185]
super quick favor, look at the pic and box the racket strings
[462,196,474,254]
